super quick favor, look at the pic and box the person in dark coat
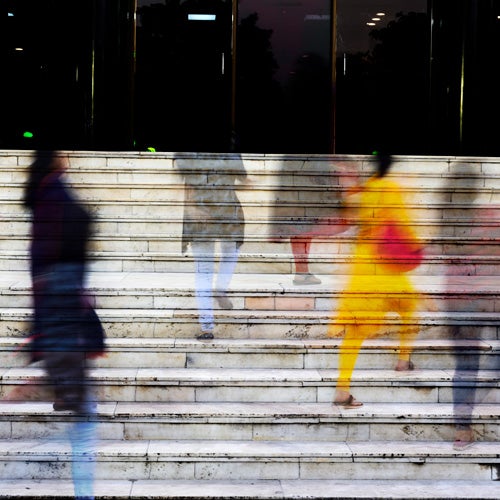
[24,150,104,500]
[24,150,105,409]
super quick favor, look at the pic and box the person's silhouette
[24,150,105,499]
[177,153,248,339]
[329,153,423,407]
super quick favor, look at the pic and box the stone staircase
[0,151,498,499]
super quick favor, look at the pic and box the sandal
[334,394,363,409]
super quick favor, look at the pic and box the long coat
[28,172,105,360]
[178,155,247,253]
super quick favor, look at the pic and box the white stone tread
[0,438,498,461]
[0,401,498,422]
[1,308,499,329]
[2,366,499,386]
[2,336,499,351]
[0,478,499,499]
[1,271,500,289]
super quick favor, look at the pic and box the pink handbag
[376,223,423,272]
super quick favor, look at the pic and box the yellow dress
[328,176,421,391]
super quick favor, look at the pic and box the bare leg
[291,236,311,274]
[291,237,321,284]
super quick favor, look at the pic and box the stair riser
[1,292,498,314]
[1,318,498,342]
[0,457,495,481]
[2,217,498,242]
[2,256,499,277]
[1,345,498,370]
[1,381,496,407]
[2,419,498,444]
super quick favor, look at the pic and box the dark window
[134,0,233,152]
[236,0,332,153]
[335,0,429,154]
[0,0,92,149]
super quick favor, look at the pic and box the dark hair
[23,150,58,209]
[374,152,393,178]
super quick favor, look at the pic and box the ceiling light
[366,22,375,26]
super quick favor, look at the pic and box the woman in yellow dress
[329,153,422,408]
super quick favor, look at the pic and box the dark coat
[28,172,105,360]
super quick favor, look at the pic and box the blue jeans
[191,240,240,332]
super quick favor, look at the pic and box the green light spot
[23,131,34,138]
[372,150,378,155]
[147,147,156,152]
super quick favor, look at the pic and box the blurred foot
[196,331,214,340]
[334,395,363,409]
[293,273,321,285]
[334,390,363,409]
[215,292,233,309]
[395,360,415,371]
[53,399,84,412]
[453,427,475,450]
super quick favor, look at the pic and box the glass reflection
[237,0,332,153]
[335,0,429,154]
[135,0,232,152]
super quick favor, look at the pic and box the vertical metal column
[330,0,337,153]
[231,0,238,148]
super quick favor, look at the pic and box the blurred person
[328,153,423,408]
[444,165,500,450]
[177,153,249,340]
[24,150,105,499]
[269,162,359,285]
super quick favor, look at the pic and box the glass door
[335,0,430,154]
[236,0,333,153]
[0,0,92,150]
[135,0,233,152]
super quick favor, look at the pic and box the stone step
[4,164,498,210]
[2,202,497,230]
[2,158,498,188]
[1,209,498,232]
[1,250,499,276]
[1,151,498,497]
[1,337,499,369]
[1,366,497,405]
[1,401,498,442]
[1,478,499,499]
[0,438,497,481]
[2,307,499,341]
[0,272,499,311]
[2,196,498,217]
[3,158,498,187]
[2,233,499,256]
[3,150,499,178]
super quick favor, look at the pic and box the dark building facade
[1,1,500,155]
